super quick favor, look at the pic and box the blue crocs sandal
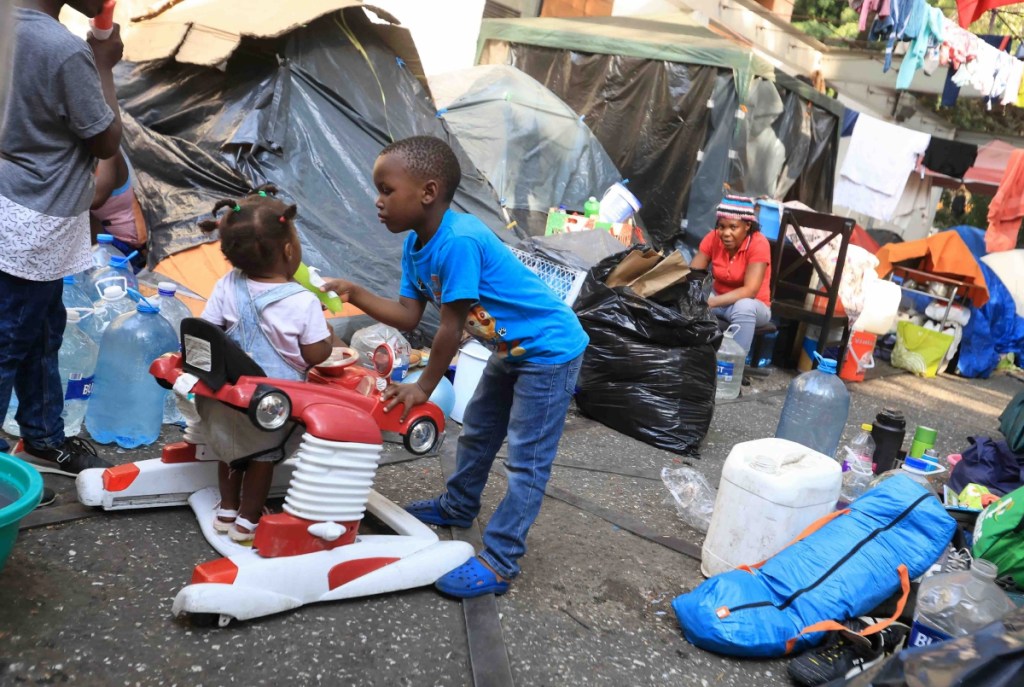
[436,557,510,598]
[404,498,473,528]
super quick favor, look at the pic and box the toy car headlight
[248,385,291,431]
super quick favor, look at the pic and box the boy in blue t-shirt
[323,136,587,598]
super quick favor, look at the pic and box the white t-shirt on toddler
[201,274,331,373]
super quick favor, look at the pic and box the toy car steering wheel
[325,346,360,369]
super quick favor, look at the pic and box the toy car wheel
[403,417,438,456]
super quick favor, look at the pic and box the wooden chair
[769,208,855,370]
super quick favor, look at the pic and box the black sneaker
[35,487,56,508]
[22,437,111,476]
[788,619,909,687]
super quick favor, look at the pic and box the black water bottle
[871,409,906,474]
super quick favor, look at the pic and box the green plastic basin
[0,452,43,571]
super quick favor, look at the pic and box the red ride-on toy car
[75,318,470,626]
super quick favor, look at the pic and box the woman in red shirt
[690,195,772,354]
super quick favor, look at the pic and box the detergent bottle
[294,262,344,313]
[86,298,179,448]
[775,353,850,458]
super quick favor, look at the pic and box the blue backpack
[672,475,955,658]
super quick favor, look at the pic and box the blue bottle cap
[813,352,838,374]
[63,275,75,284]
[903,456,932,471]
[97,233,114,244]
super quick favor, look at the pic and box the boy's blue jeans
[439,351,583,580]
[0,271,67,451]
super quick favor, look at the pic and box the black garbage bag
[826,607,1024,687]
[573,251,720,456]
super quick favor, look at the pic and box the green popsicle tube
[294,263,344,313]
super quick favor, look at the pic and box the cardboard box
[605,249,690,299]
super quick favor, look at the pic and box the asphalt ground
[1,361,1019,686]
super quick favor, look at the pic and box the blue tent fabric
[949,226,1024,378]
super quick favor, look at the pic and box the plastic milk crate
[509,246,587,307]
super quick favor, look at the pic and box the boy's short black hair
[379,136,462,203]
[198,185,297,276]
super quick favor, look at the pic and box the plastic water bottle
[583,196,601,219]
[58,309,100,437]
[775,354,850,458]
[90,233,127,269]
[85,255,138,301]
[3,309,99,437]
[86,300,179,448]
[908,559,1014,647]
[715,324,746,401]
[91,281,137,341]
[839,424,876,472]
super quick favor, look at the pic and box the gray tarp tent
[118,3,510,304]
[429,64,624,238]
[477,13,843,251]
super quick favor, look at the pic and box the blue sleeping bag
[672,475,955,658]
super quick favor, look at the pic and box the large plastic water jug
[701,437,842,577]
[155,282,192,425]
[715,324,745,401]
[57,309,100,437]
[62,276,103,343]
[85,300,179,448]
[154,282,192,337]
[2,309,99,438]
[91,281,137,341]
[775,355,850,458]
[84,255,138,301]
[909,559,1014,647]
[2,396,17,437]
[90,233,127,269]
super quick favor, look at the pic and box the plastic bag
[573,251,720,456]
[661,466,716,532]
[350,324,411,380]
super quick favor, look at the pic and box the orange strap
[739,509,851,572]
[784,564,911,654]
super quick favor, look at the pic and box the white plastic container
[701,437,842,578]
[598,182,641,223]
[451,340,492,424]
[854,279,902,334]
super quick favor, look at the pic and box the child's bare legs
[216,462,243,530]
[235,461,275,534]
